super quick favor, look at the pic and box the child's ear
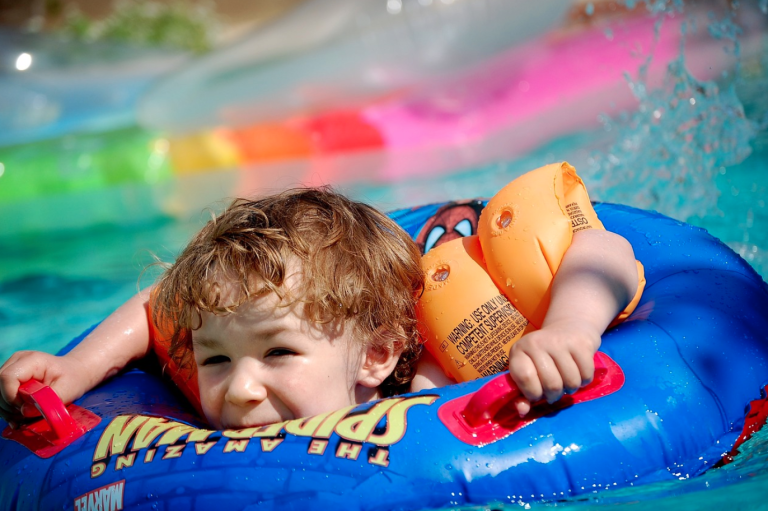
[356,331,404,389]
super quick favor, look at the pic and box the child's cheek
[195,373,220,424]
[198,390,222,428]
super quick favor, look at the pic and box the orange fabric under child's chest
[146,300,203,416]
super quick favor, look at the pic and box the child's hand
[507,319,601,417]
[0,290,154,428]
[0,351,90,428]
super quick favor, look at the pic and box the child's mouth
[220,416,285,430]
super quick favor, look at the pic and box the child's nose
[224,360,267,406]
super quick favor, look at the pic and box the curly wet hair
[151,187,424,396]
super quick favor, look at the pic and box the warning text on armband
[566,202,593,233]
[445,295,528,377]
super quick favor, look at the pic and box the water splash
[590,59,756,220]
[587,2,762,222]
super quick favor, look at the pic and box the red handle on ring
[462,352,608,427]
[18,379,83,442]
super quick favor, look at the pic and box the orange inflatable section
[145,299,203,417]
[416,235,533,382]
[417,162,645,382]
[479,161,604,328]
[221,111,384,165]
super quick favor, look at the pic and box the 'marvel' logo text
[74,480,125,511]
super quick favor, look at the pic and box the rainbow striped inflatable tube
[1,202,767,510]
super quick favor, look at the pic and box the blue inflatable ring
[1,202,767,511]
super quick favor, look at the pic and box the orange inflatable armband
[416,235,532,382]
[478,162,603,328]
[417,162,645,383]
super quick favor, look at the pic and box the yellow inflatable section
[417,162,645,382]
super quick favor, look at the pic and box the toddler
[0,182,639,428]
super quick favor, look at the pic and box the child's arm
[508,229,638,416]
[0,288,153,427]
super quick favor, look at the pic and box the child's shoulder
[409,350,454,392]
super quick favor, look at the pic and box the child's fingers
[508,349,545,402]
[20,402,42,418]
[572,347,596,386]
[0,369,34,409]
[0,350,26,372]
[551,352,583,395]
[533,356,566,404]
[513,396,531,418]
[0,353,27,401]
[0,351,59,408]
[0,370,20,410]
[0,351,68,428]
[513,342,569,404]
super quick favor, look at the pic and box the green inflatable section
[0,127,172,203]
[0,127,188,238]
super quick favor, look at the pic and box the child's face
[191,278,368,430]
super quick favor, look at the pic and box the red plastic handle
[18,379,83,442]
[462,372,519,426]
[462,352,608,426]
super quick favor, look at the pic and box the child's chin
[219,417,285,430]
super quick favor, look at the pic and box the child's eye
[200,355,230,366]
[265,348,296,358]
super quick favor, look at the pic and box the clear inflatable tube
[137,0,572,132]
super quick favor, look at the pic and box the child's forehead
[193,290,363,349]
[202,256,368,344]
[209,258,304,304]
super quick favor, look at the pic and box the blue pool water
[1,3,767,510]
